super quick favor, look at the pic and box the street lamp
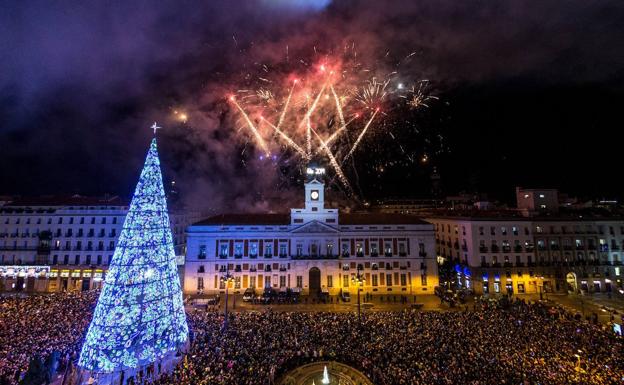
[351,265,365,321]
[220,266,235,328]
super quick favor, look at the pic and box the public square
[3,1,624,384]
[2,290,624,385]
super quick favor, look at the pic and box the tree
[78,138,188,374]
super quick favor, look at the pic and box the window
[400,274,407,286]
[512,227,518,236]
[235,243,243,256]
[296,276,303,288]
[250,243,258,256]
[279,276,286,287]
[220,243,228,257]
[327,275,333,288]
[197,277,204,290]
[310,190,319,201]
[372,274,378,286]
[85,255,91,265]
[97,255,102,265]
[501,227,507,236]
[421,274,427,285]
[198,265,205,273]
[479,227,484,236]
[384,242,392,256]
[296,244,303,256]
[370,242,378,254]
[199,245,207,259]
[386,274,392,286]
[74,255,80,265]
[356,243,363,255]
[265,244,272,256]
[280,244,287,256]
[398,243,406,255]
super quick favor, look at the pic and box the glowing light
[78,138,188,373]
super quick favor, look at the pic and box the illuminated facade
[428,216,624,295]
[0,197,196,293]
[78,138,188,383]
[185,169,437,296]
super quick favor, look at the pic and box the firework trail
[230,96,270,156]
[342,108,379,163]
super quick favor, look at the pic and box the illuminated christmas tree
[78,136,188,374]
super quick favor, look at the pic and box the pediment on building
[290,220,339,234]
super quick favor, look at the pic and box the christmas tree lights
[78,138,188,373]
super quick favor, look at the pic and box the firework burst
[228,46,439,196]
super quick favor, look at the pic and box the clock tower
[290,164,339,225]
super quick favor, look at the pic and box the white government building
[184,168,438,296]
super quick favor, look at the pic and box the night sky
[1,0,623,210]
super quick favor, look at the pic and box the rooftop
[193,212,430,226]
[2,195,128,208]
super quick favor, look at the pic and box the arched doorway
[566,272,577,293]
[309,267,321,294]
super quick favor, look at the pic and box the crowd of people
[0,291,98,385]
[1,290,623,385]
[154,300,624,385]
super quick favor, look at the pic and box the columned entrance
[309,267,321,294]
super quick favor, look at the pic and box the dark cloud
[1,0,623,209]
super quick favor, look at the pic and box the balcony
[515,262,525,267]
[279,267,287,272]
[384,252,392,257]
[264,266,272,272]
[502,246,511,253]
[479,246,488,253]
[249,254,258,259]
[219,254,228,259]
[370,252,379,258]
[549,245,560,251]
[356,252,364,258]
[503,262,512,268]
[371,265,379,270]
[264,254,273,258]
[279,254,288,258]
[514,246,523,253]
[490,246,499,253]
[234,254,242,259]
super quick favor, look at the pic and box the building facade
[185,177,437,296]
[427,215,624,296]
[0,196,196,292]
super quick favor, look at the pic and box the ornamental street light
[220,266,235,328]
[351,265,365,321]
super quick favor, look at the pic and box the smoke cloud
[1,0,623,210]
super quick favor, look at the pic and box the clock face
[311,190,319,201]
